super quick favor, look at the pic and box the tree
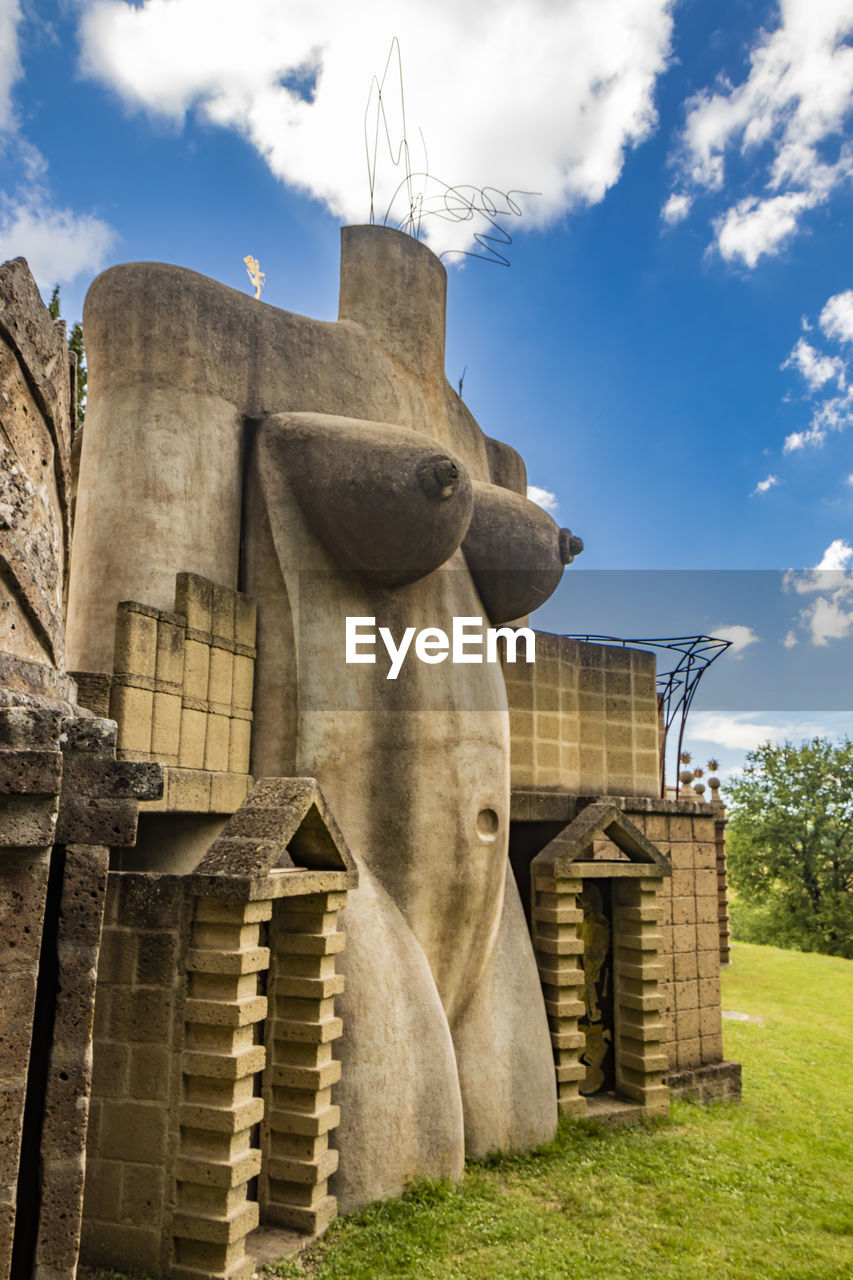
[46,284,86,433]
[725,737,853,958]
[68,321,86,434]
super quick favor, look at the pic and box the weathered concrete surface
[332,866,466,1208]
[0,258,76,706]
[33,844,109,1280]
[68,225,566,1209]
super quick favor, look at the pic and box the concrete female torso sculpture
[67,226,578,1209]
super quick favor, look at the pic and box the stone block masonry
[73,573,256,818]
[619,799,738,1094]
[81,814,354,1280]
[174,894,272,1280]
[529,804,671,1121]
[713,804,732,965]
[83,874,193,1275]
[505,636,660,798]
[0,707,160,1280]
[530,878,587,1117]
[260,891,347,1236]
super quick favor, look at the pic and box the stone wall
[83,874,191,1273]
[74,572,257,821]
[0,258,163,1280]
[505,635,660,796]
[618,800,738,1097]
[0,259,74,707]
[81,780,357,1279]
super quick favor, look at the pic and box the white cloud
[783,540,853,592]
[782,541,853,647]
[714,192,818,268]
[783,426,825,452]
[820,289,853,344]
[661,192,690,225]
[687,710,852,753]
[0,195,117,289]
[816,538,853,571]
[76,0,676,255]
[782,386,853,453]
[751,474,778,496]
[781,336,846,392]
[687,711,788,752]
[527,485,558,513]
[0,0,21,134]
[782,629,798,648]
[669,1,853,267]
[802,593,853,645]
[846,473,853,486]
[711,623,760,657]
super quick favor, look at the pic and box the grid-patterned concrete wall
[83,875,192,1273]
[74,573,256,817]
[504,635,659,797]
[623,806,723,1073]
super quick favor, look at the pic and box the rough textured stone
[0,262,72,674]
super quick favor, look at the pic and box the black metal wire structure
[564,634,732,797]
[364,37,534,265]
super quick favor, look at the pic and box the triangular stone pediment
[196,776,356,878]
[531,803,671,877]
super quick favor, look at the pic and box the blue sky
[2,0,852,777]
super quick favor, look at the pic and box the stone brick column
[530,869,586,1117]
[0,711,60,1280]
[32,843,110,1280]
[173,895,272,1280]
[611,877,669,1115]
[260,890,347,1235]
[713,805,731,966]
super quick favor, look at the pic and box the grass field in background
[270,943,853,1280]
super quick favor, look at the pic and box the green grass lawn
[270,943,853,1280]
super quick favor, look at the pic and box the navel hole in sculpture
[476,808,499,842]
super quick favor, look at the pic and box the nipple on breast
[418,455,461,502]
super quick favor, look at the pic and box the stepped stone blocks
[174,894,272,1280]
[505,636,660,797]
[73,573,257,818]
[611,878,669,1116]
[260,891,347,1235]
[529,804,671,1121]
[529,873,586,1117]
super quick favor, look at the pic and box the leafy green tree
[68,321,86,434]
[45,285,86,432]
[725,737,853,958]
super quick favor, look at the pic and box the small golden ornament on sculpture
[243,254,265,299]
